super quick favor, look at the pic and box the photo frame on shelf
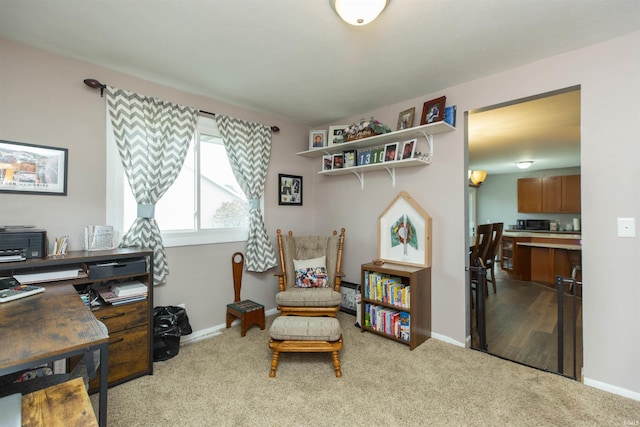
[328,125,348,146]
[400,138,417,160]
[420,96,446,125]
[378,191,432,267]
[343,149,357,168]
[278,174,303,206]
[339,281,358,315]
[0,139,68,196]
[384,142,399,162]
[322,155,333,171]
[396,107,415,130]
[309,130,327,150]
[332,153,344,169]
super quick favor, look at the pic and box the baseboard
[583,377,640,401]
[180,308,278,345]
[431,332,465,347]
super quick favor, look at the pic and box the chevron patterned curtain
[106,87,198,285]
[215,115,278,272]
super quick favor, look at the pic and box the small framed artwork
[0,139,68,196]
[400,138,417,160]
[420,96,446,125]
[343,150,357,168]
[378,191,432,267]
[332,153,344,169]
[278,174,303,206]
[309,130,327,150]
[328,125,348,146]
[372,147,385,164]
[322,155,333,171]
[384,142,399,162]
[396,107,415,130]
[339,281,359,315]
[358,149,372,166]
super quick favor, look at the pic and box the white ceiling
[0,0,638,173]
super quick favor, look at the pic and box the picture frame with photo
[322,155,333,171]
[396,107,415,130]
[332,153,344,169]
[384,142,399,162]
[420,96,446,125]
[328,125,348,146]
[278,174,303,206]
[400,138,417,160]
[0,139,68,196]
[309,130,327,150]
[343,150,357,168]
[339,281,359,315]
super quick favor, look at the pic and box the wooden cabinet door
[542,176,562,212]
[518,178,542,212]
[561,175,581,212]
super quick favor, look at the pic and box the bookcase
[0,247,153,393]
[360,262,431,350]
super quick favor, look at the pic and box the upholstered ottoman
[268,316,343,378]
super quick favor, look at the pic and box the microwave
[516,219,550,231]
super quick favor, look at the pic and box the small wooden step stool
[226,252,265,337]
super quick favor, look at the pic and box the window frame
[106,114,253,248]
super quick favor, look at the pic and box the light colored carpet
[94,312,639,426]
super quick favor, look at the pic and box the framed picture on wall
[278,174,303,206]
[0,139,68,196]
[420,96,446,125]
[396,107,415,130]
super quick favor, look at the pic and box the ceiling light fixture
[330,0,389,26]
[516,161,534,169]
[469,170,488,186]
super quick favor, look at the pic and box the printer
[0,228,47,261]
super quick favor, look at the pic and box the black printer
[0,228,47,260]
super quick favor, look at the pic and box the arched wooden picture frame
[378,191,432,267]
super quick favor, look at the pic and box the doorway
[466,86,582,379]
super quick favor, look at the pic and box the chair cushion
[276,287,342,307]
[270,316,342,341]
[294,255,328,287]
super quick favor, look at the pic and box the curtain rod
[83,78,280,132]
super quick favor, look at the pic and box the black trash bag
[153,306,193,362]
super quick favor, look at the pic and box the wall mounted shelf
[298,121,455,189]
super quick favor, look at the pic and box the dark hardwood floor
[471,267,583,379]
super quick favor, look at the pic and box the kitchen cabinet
[517,175,581,213]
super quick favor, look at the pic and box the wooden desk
[22,377,98,427]
[0,284,108,427]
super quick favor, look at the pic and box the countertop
[517,242,582,250]
[503,231,582,239]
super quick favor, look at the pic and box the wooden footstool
[226,300,265,337]
[268,316,343,378]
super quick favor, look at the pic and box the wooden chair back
[232,252,244,302]
[470,223,494,268]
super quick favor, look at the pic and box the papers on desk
[14,268,87,284]
[98,281,147,305]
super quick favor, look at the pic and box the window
[107,116,251,247]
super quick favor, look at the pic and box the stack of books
[98,281,147,305]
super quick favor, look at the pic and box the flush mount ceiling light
[330,0,389,26]
[516,161,534,169]
[469,170,488,186]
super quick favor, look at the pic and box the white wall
[315,32,639,398]
[1,31,638,398]
[0,38,316,337]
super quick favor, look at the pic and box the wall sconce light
[469,170,488,187]
[330,0,389,26]
[516,161,534,169]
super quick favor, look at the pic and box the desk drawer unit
[94,300,148,331]
[89,324,149,391]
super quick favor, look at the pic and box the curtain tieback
[248,198,260,210]
[137,204,155,218]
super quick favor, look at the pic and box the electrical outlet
[617,218,636,238]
